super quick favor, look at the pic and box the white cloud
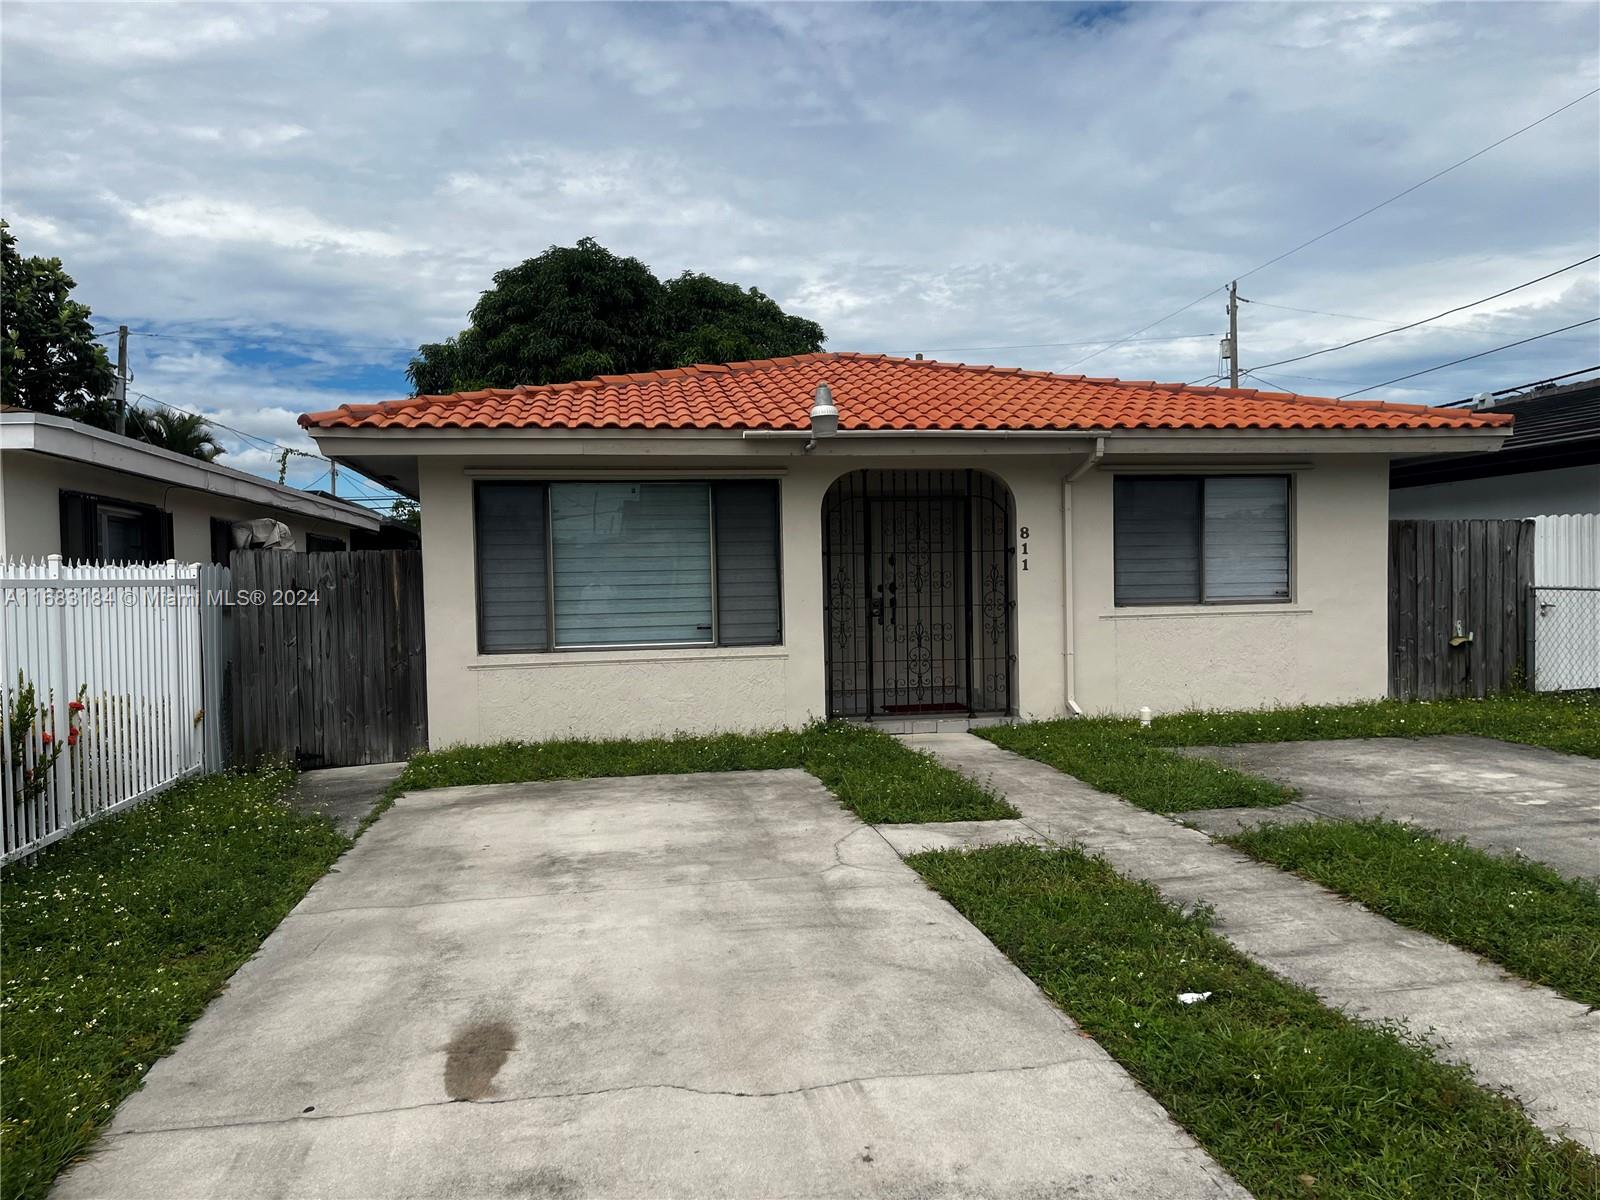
[0,0,1595,493]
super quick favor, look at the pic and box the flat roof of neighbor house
[1,409,383,531]
[299,351,1514,434]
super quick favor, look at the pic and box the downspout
[1062,437,1104,717]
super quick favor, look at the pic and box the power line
[1248,254,1600,373]
[130,390,321,462]
[1338,318,1600,398]
[1065,87,1600,372]
[1438,364,1600,406]
[1243,299,1400,326]
[891,331,1220,356]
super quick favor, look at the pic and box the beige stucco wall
[0,451,357,561]
[416,445,1391,746]
[1068,456,1391,714]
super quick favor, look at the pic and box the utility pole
[1225,281,1240,388]
[114,325,129,435]
[329,460,338,497]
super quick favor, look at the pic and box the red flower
[40,731,54,746]
[68,700,85,713]
[67,729,80,747]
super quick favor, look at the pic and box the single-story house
[1,407,387,563]
[1390,374,1599,518]
[301,352,1510,743]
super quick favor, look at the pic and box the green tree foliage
[408,238,825,395]
[1,221,223,461]
[133,409,224,461]
[1,220,116,415]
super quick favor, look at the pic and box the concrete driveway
[1178,736,1600,881]
[55,771,1241,1199]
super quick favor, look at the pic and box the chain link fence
[1531,586,1600,692]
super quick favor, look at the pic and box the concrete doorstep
[901,732,1600,1155]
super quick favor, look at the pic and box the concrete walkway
[55,770,1243,1199]
[289,761,406,837]
[902,732,1600,1153]
[1176,736,1600,882]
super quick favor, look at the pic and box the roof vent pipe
[804,382,838,452]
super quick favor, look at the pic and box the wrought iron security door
[869,498,966,714]
[823,470,1015,719]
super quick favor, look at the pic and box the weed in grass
[0,768,348,1200]
[389,720,1015,824]
[1228,818,1600,1007]
[910,843,1599,1199]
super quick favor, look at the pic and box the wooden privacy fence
[1388,519,1533,700]
[231,549,426,768]
[2,557,217,864]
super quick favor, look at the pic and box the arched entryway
[822,469,1016,719]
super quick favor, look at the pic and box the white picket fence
[1,557,212,864]
[1531,513,1600,692]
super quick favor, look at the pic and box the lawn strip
[390,720,1015,824]
[0,767,348,1200]
[981,692,1598,814]
[1225,818,1600,1008]
[909,842,1598,1200]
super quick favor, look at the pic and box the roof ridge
[298,350,1515,432]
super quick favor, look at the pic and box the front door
[867,498,968,715]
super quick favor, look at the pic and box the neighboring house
[1390,375,1600,518]
[300,352,1509,742]
[1,408,385,563]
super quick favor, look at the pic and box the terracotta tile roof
[299,352,1513,433]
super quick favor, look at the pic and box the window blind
[1113,475,1291,606]
[1113,478,1201,605]
[550,482,713,647]
[1203,477,1290,601]
[475,483,548,652]
[713,481,782,646]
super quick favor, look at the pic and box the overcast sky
[4,1,1597,501]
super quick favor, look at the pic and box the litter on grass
[1177,991,1213,1005]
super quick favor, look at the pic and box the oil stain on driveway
[52,771,1244,1199]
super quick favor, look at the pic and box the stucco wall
[1069,457,1390,714]
[416,447,1391,745]
[1389,464,1599,519]
[0,452,356,561]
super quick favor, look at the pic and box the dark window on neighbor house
[60,491,173,565]
[1113,475,1291,606]
[474,480,782,653]
[209,518,234,566]
[306,533,345,553]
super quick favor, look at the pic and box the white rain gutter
[1062,438,1105,717]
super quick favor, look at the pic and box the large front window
[1113,475,1291,606]
[475,480,781,652]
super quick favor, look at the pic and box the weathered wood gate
[1388,519,1533,700]
[231,550,426,767]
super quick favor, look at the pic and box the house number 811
[1019,525,1029,572]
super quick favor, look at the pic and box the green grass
[1226,818,1600,1008]
[982,692,1599,814]
[910,843,1599,1199]
[0,768,348,1200]
[390,719,1016,824]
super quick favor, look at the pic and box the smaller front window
[1113,475,1291,606]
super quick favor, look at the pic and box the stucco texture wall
[416,448,1391,746]
[1,452,354,561]
[1069,457,1390,714]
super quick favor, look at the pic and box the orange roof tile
[298,352,1513,434]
